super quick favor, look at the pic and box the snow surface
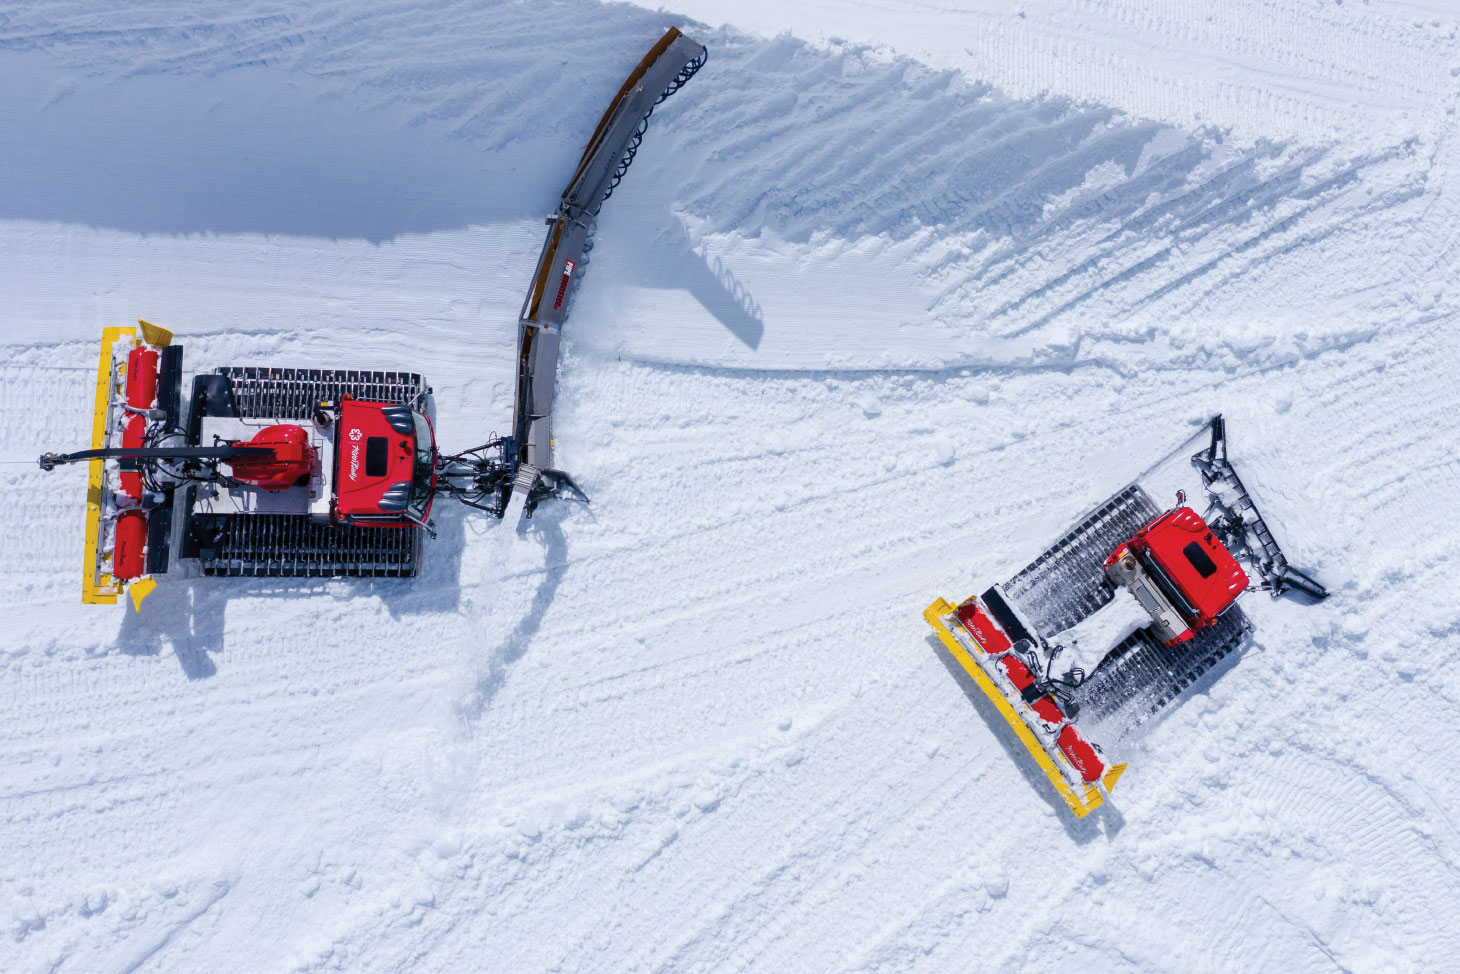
[3,1,1460,971]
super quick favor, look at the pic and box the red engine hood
[1133,507,1248,623]
[334,401,417,519]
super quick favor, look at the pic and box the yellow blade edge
[128,576,157,612]
[924,597,1123,817]
[82,326,136,605]
[136,319,172,347]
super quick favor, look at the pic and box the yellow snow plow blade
[82,325,136,604]
[82,321,168,609]
[136,318,172,348]
[924,597,1126,817]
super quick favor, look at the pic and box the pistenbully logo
[348,428,362,480]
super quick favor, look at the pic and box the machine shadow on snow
[0,56,553,242]
[116,504,468,678]
[633,215,765,348]
[613,29,1399,347]
[463,510,569,718]
[4,12,1393,354]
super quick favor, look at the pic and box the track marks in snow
[673,0,1459,145]
[109,876,231,974]
[357,322,1458,970]
[582,24,1448,370]
[1,872,231,974]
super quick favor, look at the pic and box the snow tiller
[924,417,1328,817]
[37,28,707,609]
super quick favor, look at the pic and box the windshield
[407,410,435,520]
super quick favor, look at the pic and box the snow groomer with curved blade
[924,417,1328,817]
[37,29,708,609]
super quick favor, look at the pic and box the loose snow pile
[2,1,1458,971]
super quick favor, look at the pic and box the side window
[365,437,389,478]
[1183,541,1218,579]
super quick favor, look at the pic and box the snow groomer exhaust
[37,28,708,609]
[924,417,1328,816]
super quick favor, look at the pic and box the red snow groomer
[40,320,499,609]
[36,29,708,610]
[924,417,1327,817]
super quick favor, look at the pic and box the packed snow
[3,1,1459,971]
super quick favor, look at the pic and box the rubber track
[1071,605,1251,737]
[192,513,418,578]
[1001,484,1160,638]
[216,367,427,420]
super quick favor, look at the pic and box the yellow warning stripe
[524,219,564,325]
[924,597,1126,817]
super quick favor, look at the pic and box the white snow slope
[3,1,1460,971]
